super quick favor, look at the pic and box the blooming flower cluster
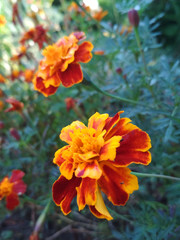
[52,111,151,220]
[33,32,93,97]
[0,170,26,210]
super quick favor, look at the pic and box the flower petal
[60,158,74,180]
[103,111,124,136]
[52,175,81,215]
[76,178,97,211]
[115,150,151,166]
[99,136,121,161]
[75,41,94,63]
[118,129,151,152]
[98,163,138,206]
[13,180,27,195]
[89,188,113,220]
[88,112,109,136]
[60,121,86,143]
[53,146,69,166]
[58,63,83,87]
[6,193,19,210]
[75,160,102,179]
[10,170,25,182]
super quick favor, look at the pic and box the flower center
[0,177,13,199]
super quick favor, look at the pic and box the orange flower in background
[68,2,90,17]
[0,15,6,27]
[5,98,24,113]
[11,45,27,61]
[24,69,34,83]
[120,25,133,35]
[92,9,108,21]
[94,50,104,55]
[33,32,93,97]
[9,69,22,81]
[0,74,6,83]
[52,111,151,220]
[0,100,4,111]
[20,25,48,49]
[0,170,26,210]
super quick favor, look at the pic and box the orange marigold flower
[11,45,27,61]
[52,111,151,220]
[0,170,27,210]
[5,98,24,113]
[20,25,48,49]
[0,100,4,111]
[94,50,104,55]
[0,74,6,83]
[9,69,22,81]
[24,69,34,83]
[0,15,6,27]
[92,9,108,21]
[120,25,133,35]
[68,2,90,17]
[33,32,93,97]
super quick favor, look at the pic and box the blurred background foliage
[0,0,180,239]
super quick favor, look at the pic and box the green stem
[131,172,180,181]
[134,27,148,75]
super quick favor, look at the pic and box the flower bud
[10,128,21,141]
[116,67,123,75]
[128,9,139,27]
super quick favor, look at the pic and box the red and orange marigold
[5,98,24,113]
[52,111,151,220]
[33,32,93,97]
[0,170,27,210]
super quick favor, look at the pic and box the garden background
[0,0,180,239]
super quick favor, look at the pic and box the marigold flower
[120,25,133,35]
[5,98,24,113]
[52,111,151,220]
[24,69,34,83]
[20,25,48,49]
[11,45,27,61]
[33,32,93,97]
[94,50,104,55]
[0,15,6,27]
[68,2,90,17]
[92,9,108,21]
[0,74,6,83]
[0,170,27,210]
[9,69,22,81]
[0,100,4,111]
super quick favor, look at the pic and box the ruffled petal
[88,112,109,136]
[99,136,121,161]
[52,175,81,215]
[12,180,27,195]
[98,163,139,206]
[74,41,94,63]
[118,129,151,152]
[115,150,151,166]
[103,111,124,137]
[10,170,25,182]
[53,146,69,166]
[6,193,19,210]
[76,178,97,210]
[60,159,74,180]
[33,76,58,97]
[58,63,83,87]
[75,160,102,179]
[60,121,86,143]
[89,188,113,220]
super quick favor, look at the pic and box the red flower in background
[0,170,27,210]
[33,32,93,97]
[52,111,151,220]
[20,25,48,49]
[65,97,77,112]
[5,98,24,113]
[10,128,21,141]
